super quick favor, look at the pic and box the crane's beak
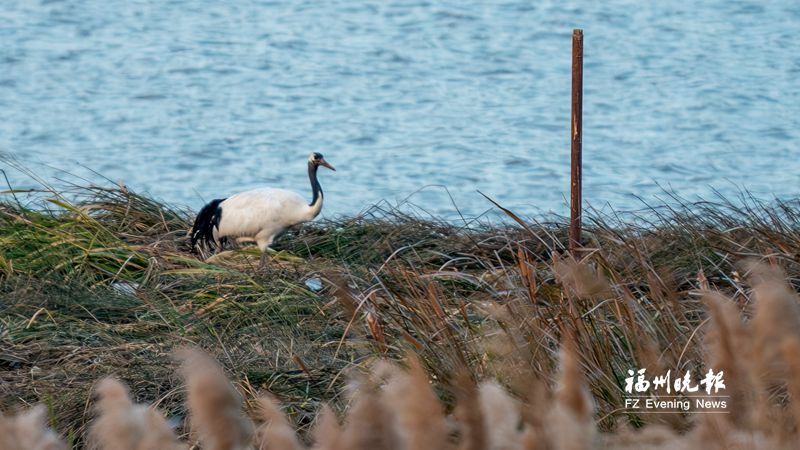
[319,159,336,171]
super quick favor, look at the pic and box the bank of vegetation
[2,179,800,448]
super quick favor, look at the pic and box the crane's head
[309,152,336,171]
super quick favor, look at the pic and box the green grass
[2,177,800,444]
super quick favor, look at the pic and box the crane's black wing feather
[190,198,226,252]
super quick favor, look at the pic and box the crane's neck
[307,162,324,219]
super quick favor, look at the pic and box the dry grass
[8,269,800,450]
[4,176,800,448]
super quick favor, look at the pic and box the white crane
[190,152,335,257]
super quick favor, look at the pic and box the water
[1,0,799,220]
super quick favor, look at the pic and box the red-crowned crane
[190,152,335,257]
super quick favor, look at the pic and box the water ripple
[0,0,798,220]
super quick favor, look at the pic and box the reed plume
[780,337,800,436]
[453,373,486,450]
[478,380,523,450]
[179,348,254,450]
[702,291,756,428]
[748,263,800,383]
[338,373,400,450]
[88,377,185,450]
[552,256,611,299]
[0,405,66,450]
[310,404,342,450]
[548,343,595,450]
[382,354,450,450]
[254,395,304,450]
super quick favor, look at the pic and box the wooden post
[569,29,583,256]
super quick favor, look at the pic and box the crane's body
[191,153,334,254]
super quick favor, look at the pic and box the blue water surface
[1,0,798,220]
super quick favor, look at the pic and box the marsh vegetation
[3,181,800,448]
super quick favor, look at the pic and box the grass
[2,176,800,447]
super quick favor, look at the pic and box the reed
[4,177,800,448]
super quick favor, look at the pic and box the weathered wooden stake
[569,29,583,256]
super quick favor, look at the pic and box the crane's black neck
[308,162,323,207]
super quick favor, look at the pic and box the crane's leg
[255,233,274,266]
[211,229,223,255]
